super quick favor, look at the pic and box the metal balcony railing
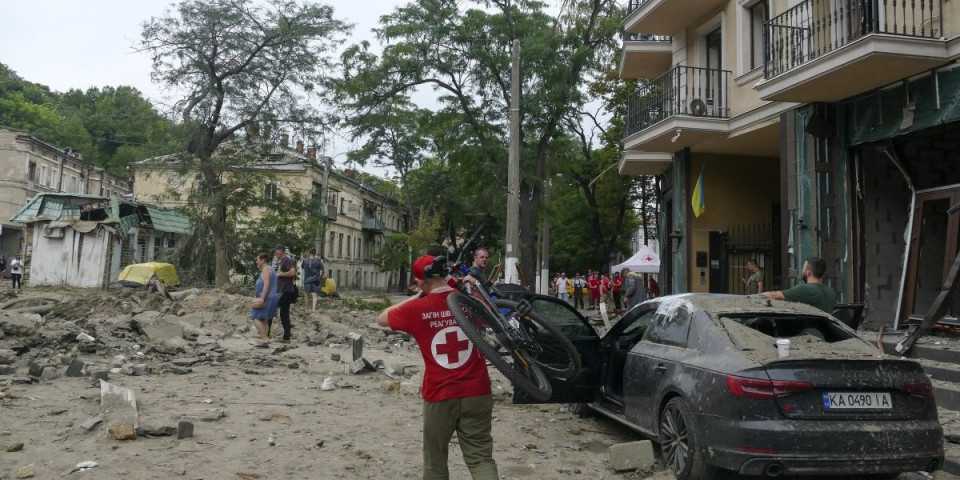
[624,65,731,137]
[325,204,337,220]
[764,0,944,78]
[627,0,649,15]
[622,32,672,42]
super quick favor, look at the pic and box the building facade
[620,0,960,328]
[131,142,410,292]
[0,126,132,259]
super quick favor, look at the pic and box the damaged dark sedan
[515,293,943,480]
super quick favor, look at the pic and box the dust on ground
[0,286,648,480]
[0,286,954,480]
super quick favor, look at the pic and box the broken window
[723,315,854,343]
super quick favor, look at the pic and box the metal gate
[718,223,779,295]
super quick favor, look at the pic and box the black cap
[273,244,286,252]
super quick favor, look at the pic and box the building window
[356,238,361,260]
[328,230,336,257]
[749,1,769,70]
[346,235,352,258]
[40,165,48,187]
[263,182,278,201]
[340,198,346,214]
[338,233,344,258]
[311,182,323,205]
[28,161,36,182]
[70,176,77,193]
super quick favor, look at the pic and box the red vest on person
[388,289,492,402]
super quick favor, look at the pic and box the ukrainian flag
[691,163,705,218]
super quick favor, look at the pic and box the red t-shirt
[612,277,623,292]
[388,289,491,402]
[588,277,600,298]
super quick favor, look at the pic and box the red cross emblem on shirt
[431,326,473,369]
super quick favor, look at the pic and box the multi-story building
[620,0,960,329]
[0,126,132,258]
[131,141,410,292]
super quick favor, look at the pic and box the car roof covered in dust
[650,293,833,319]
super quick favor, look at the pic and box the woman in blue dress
[250,252,279,347]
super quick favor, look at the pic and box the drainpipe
[880,145,915,331]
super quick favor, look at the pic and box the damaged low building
[9,193,190,288]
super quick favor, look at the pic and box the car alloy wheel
[660,401,690,474]
[659,397,718,480]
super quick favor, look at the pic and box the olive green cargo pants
[422,394,499,480]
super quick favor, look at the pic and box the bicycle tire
[494,299,582,380]
[447,292,553,401]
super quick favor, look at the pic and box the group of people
[248,245,326,348]
[0,255,24,290]
[552,269,658,312]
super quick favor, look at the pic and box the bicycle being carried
[430,256,581,401]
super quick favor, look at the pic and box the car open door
[513,294,601,404]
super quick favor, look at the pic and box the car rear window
[529,298,594,337]
[725,315,853,343]
[718,314,879,361]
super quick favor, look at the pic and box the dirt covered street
[0,287,653,480]
[0,287,958,480]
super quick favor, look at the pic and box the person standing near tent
[622,268,646,310]
[611,272,624,311]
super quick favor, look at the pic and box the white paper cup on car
[776,338,791,358]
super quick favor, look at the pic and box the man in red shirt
[378,255,499,480]
[587,274,601,309]
[611,272,624,311]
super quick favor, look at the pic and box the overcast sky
[0,0,422,176]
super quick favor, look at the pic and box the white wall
[29,225,111,288]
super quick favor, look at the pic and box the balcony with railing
[620,32,673,79]
[362,217,384,232]
[623,65,731,156]
[624,0,726,36]
[758,0,949,102]
[325,204,337,220]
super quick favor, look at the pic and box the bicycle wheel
[494,299,581,380]
[447,292,553,401]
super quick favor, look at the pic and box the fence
[625,65,731,137]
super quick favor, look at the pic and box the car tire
[659,397,719,480]
[566,402,591,417]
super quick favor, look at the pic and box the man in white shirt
[9,256,24,290]
[554,273,569,302]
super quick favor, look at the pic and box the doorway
[900,186,960,326]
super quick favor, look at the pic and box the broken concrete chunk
[39,366,60,381]
[330,353,341,362]
[27,361,44,378]
[66,359,85,377]
[6,442,24,452]
[108,423,137,441]
[608,440,656,472]
[99,380,139,428]
[80,415,104,432]
[348,358,375,375]
[89,370,109,385]
[137,425,176,437]
[0,311,36,336]
[177,420,194,439]
[348,332,364,361]
[0,366,16,375]
[132,364,150,376]
[16,464,34,478]
[0,349,17,365]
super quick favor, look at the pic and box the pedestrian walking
[250,253,279,348]
[571,273,585,309]
[622,268,646,310]
[9,256,23,290]
[741,259,764,294]
[0,255,6,282]
[377,255,500,480]
[273,245,297,343]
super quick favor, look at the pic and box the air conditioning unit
[689,98,715,117]
[42,225,65,238]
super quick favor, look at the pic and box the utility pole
[505,39,521,285]
[538,178,550,294]
[318,153,333,257]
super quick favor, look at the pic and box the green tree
[140,0,349,285]
[336,0,622,283]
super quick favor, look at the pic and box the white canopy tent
[611,245,660,274]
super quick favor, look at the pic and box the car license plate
[822,392,892,410]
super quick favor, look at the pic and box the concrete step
[882,340,960,366]
[940,408,960,476]
[934,380,960,412]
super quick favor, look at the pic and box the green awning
[144,206,191,234]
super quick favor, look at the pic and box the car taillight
[900,380,935,399]
[726,375,813,400]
